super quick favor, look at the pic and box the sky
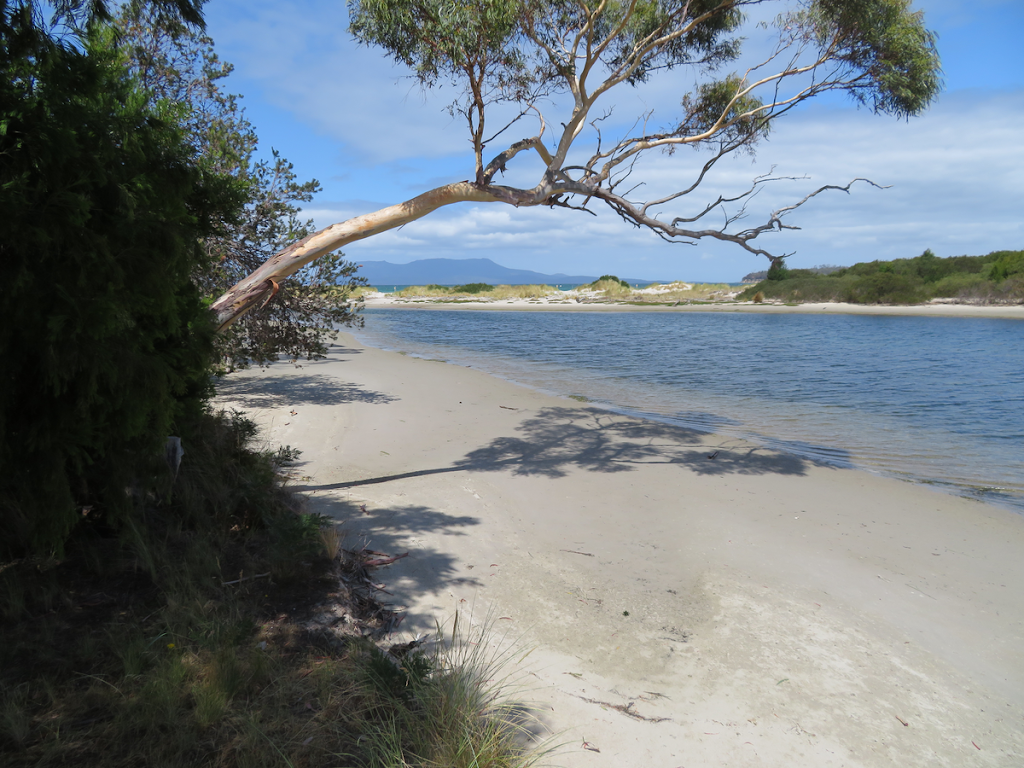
[204,0,1024,282]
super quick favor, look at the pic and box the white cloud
[208,0,1023,281]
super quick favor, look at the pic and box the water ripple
[354,309,1024,512]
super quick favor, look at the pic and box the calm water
[353,309,1024,512]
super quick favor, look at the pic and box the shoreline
[217,334,1024,766]
[362,293,1024,319]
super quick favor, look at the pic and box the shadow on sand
[304,496,483,600]
[303,405,841,493]
[216,372,397,409]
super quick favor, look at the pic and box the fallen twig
[895,715,909,727]
[576,695,671,723]
[560,549,594,557]
[222,572,271,586]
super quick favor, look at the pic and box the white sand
[217,334,1024,767]
[363,292,1024,319]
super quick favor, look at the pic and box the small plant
[752,291,764,303]
[357,612,550,768]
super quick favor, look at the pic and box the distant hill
[352,258,662,287]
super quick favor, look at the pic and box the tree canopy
[112,4,366,368]
[211,0,941,330]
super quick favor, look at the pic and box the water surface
[353,309,1024,512]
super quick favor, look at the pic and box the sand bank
[217,334,1024,767]
[364,293,1024,319]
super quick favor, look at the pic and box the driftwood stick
[364,552,410,568]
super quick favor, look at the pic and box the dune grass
[0,410,548,768]
[393,284,559,300]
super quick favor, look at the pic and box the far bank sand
[217,334,1024,767]
[364,293,1024,319]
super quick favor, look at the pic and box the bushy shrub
[988,250,1024,282]
[452,283,494,294]
[842,272,924,304]
[0,18,241,556]
[593,274,631,288]
[766,259,791,281]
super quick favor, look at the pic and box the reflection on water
[353,309,1024,512]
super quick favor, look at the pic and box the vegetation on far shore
[363,279,736,303]
[355,250,1024,309]
[738,249,1024,305]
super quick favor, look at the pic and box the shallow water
[352,309,1024,512]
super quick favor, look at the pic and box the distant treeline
[738,249,1024,304]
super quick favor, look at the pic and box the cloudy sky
[204,0,1023,282]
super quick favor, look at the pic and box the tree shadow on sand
[307,405,844,492]
[216,373,397,409]
[305,496,483,599]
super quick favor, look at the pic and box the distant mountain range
[352,258,663,287]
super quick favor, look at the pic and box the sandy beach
[217,332,1024,767]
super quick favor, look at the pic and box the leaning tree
[211,0,940,329]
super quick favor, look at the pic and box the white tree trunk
[211,181,498,331]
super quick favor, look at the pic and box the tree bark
[210,181,499,331]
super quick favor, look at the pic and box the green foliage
[0,13,243,556]
[113,6,366,369]
[452,282,495,294]
[988,250,1024,283]
[591,275,631,288]
[808,0,942,118]
[738,249,1024,305]
[679,74,768,147]
[766,259,791,281]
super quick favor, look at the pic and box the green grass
[0,410,548,768]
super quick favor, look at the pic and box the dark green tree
[212,0,942,329]
[0,8,242,555]
[113,4,366,369]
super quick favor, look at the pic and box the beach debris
[363,552,409,567]
[895,715,909,727]
[290,409,297,416]
[972,741,981,750]
[499,405,518,410]
[577,695,671,723]
[582,741,601,752]
[707,450,720,459]
[560,548,594,557]
[387,634,428,659]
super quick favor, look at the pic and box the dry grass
[391,284,559,300]
[359,612,553,768]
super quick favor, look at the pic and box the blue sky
[204,0,1023,282]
